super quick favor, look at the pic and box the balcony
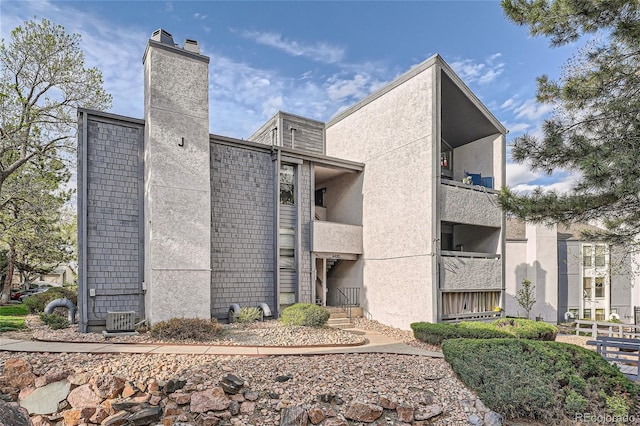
[440,180,502,228]
[312,220,363,256]
[439,251,502,290]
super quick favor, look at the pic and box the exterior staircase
[325,306,353,329]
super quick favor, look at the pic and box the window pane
[595,277,604,298]
[583,278,592,296]
[280,165,295,205]
[595,245,606,267]
[583,245,592,267]
[595,309,605,321]
[583,309,591,319]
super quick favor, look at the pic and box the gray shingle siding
[210,142,275,318]
[83,117,144,324]
[299,162,312,303]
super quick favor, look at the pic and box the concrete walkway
[0,329,442,358]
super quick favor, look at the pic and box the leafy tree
[0,18,110,302]
[515,278,536,319]
[0,157,73,302]
[499,1,640,244]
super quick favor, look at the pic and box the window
[583,245,592,267]
[611,308,618,314]
[441,139,453,178]
[583,277,592,298]
[569,308,579,317]
[595,309,605,321]
[595,245,606,267]
[595,277,605,298]
[583,309,591,319]
[280,164,295,205]
[279,227,295,269]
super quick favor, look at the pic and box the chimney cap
[150,28,174,46]
[183,39,200,54]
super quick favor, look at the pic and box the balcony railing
[312,220,363,255]
[440,181,502,228]
[440,251,502,291]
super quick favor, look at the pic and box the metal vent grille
[106,311,136,332]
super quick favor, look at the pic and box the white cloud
[513,98,553,121]
[500,97,517,109]
[511,176,578,195]
[450,53,505,86]
[506,163,541,188]
[239,30,345,64]
[504,122,530,134]
[194,12,208,20]
[326,73,371,102]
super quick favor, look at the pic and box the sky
[0,0,583,192]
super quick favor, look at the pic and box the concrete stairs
[325,306,353,329]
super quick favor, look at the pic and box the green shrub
[39,313,69,330]
[442,338,637,422]
[410,321,512,345]
[411,318,558,345]
[493,318,557,341]
[23,286,78,314]
[281,303,329,327]
[237,307,261,323]
[150,317,223,341]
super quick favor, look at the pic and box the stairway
[325,306,353,329]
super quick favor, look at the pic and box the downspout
[138,123,146,321]
[432,65,442,323]
[80,111,89,332]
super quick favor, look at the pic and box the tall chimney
[142,29,211,324]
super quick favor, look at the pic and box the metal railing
[336,287,360,320]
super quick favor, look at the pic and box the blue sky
[1,0,582,192]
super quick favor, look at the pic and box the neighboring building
[505,219,640,324]
[77,29,506,332]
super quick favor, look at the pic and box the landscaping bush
[493,318,557,341]
[410,321,512,345]
[442,338,637,422]
[281,303,329,327]
[150,317,223,341]
[411,318,558,345]
[39,313,69,330]
[237,307,261,323]
[23,286,78,314]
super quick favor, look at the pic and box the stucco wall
[79,115,144,329]
[143,42,211,324]
[210,142,275,318]
[322,172,363,226]
[326,66,435,329]
[504,240,527,318]
[440,184,502,228]
[440,256,501,290]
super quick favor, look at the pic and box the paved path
[0,329,443,358]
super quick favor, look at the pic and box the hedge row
[410,318,557,345]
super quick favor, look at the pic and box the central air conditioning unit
[106,311,136,332]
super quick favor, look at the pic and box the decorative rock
[19,380,71,415]
[245,390,259,401]
[484,411,504,426]
[128,406,162,426]
[90,406,111,424]
[475,398,489,413]
[149,395,162,405]
[268,392,279,399]
[147,379,160,394]
[308,407,325,424]
[414,404,443,421]
[468,413,484,426]
[122,381,139,398]
[164,379,186,394]
[396,406,414,422]
[344,402,383,422]
[92,375,126,399]
[110,399,142,412]
[275,375,292,382]
[31,415,52,426]
[279,406,308,426]
[18,386,34,401]
[67,372,91,386]
[240,401,256,415]
[169,391,191,405]
[67,383,102,409]
[190,387,230,413]
[62,407,96,426]
[229,400,240,416]
[323,418,348,426]
[2,358,35,389]
[0,400,31,426]
[378,396,396,410]
[101,410,129,426]
[34,370,71,388]
[198,413,221,426]
[220,374,244,395]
